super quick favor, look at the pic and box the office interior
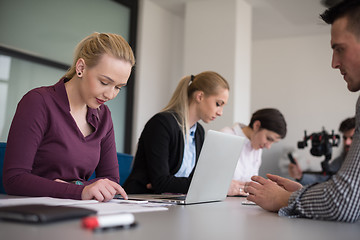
[0,0,357,179]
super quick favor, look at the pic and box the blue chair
[0,142,6,194]
[117,152,134,186]
[89,152,133,186]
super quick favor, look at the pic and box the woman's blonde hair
[162,71,229,139]
[62,32,135,79]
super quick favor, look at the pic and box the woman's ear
[194,91,204,103]
[253,120,261,132]
[75,58,86,76]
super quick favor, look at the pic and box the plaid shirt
[279,96,360,223]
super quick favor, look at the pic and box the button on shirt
[175,124,197,177]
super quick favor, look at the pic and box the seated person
[221,108,287,196]
[243,0,360,223]
[288,117,355,185]
[3,33,135,201]
[123,71,229,194]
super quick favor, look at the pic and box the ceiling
[149,0,331,40]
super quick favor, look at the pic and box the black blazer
[123,111,205,194]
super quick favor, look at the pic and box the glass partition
[0,0,136,153]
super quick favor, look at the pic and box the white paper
[0,197,97,206]
[75,202,168,215]
[0,197,169,214]
[110,199,148,204]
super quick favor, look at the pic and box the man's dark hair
[320,0,360,38]
[339,117,355,133]
[248,108,287,138]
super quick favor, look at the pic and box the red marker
[82,213,135,230]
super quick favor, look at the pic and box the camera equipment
[297,128,340,175]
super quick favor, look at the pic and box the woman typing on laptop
[221,108,287,196]
[3,33,135,201]
[123,72,229,194]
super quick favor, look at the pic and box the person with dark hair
[123,71,229,194]
[244,0,360,222]
[288,117,355,185]
[221,108,287,196]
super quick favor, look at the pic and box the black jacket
[123,111,205,194]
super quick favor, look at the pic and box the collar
[53,78,71,112]
[190,123,197,137]
[54,78,100,122]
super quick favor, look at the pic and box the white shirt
[221,123,262,182]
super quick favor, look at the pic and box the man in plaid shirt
[244,0,360,223]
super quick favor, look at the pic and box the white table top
[1,196,359,240]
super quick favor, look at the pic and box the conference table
[1,196,359,240]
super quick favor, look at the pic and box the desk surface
[1,197,359,240]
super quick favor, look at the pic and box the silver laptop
[126,130,245,205]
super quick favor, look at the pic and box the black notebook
[0,204,96,223]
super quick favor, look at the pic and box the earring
[77,72,82,77]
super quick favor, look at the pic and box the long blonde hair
[62,32,135,79]
[162,71,229,139]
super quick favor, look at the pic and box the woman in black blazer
[124,71,229,194]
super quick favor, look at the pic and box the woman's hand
[81,178,128,202]
[227,180,247,196]
[288,158,303,180]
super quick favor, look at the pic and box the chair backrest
[89,152,133,186]
[117,152,134,186]
[0,142,7,194]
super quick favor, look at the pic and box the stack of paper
[0,197,169,215]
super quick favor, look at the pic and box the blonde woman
[4,33,135,202]
[124,71,229,194]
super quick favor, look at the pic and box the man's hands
[81,178,128,202]
[244,174,302,212]
[267,174,302,192]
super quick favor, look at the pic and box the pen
[82,213,135,231]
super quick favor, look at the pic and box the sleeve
[142,114,191,193]
[253,150,262,177]
[328,155,344,173]
[3,91,84,199]
[88,119,120,185]
[279,126,360,222]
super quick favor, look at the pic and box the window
[0,0,138,153]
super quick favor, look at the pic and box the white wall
[134,0,252,153]
[135,1,359,178]
[252,34,359,177]
[133,0,185,153]
[183,0,251,133]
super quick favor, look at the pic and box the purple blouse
[3,79,120,199]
